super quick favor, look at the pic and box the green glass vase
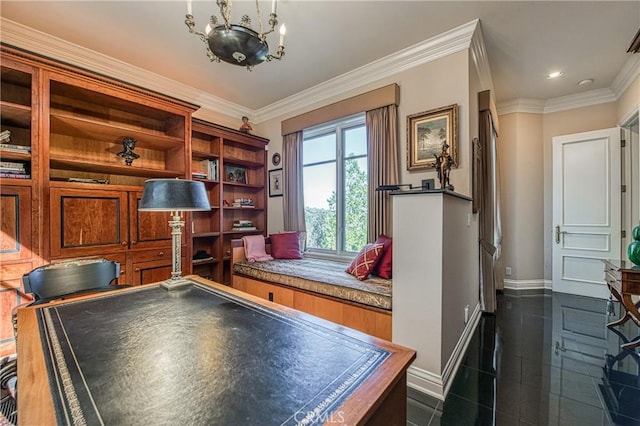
[629,225,640,266]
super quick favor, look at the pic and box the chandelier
[185,0,286,70]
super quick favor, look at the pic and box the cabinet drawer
[132,257,186,286]
[131,247,172,263]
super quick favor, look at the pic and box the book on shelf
[232,197,254,208]
[67,177,110,184]
[0,168,27,174]
[232,226,257,231]
[0,130,11,143]
[192,171,207,179]
[0,143,30,153]
[198,158,219,180]
[0,161,27,170]
[0,172,30,179]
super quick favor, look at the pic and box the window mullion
[336,126,345,254]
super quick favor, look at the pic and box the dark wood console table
[603,260,640,349]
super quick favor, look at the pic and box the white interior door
[552,128,621,299]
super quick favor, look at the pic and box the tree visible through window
[303,114,367,255]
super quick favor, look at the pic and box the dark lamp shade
[138,179,211,211]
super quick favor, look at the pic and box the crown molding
[0,18,250,120]
[469,21,494,93]
[543,87,617,113]
[497,56,638,116]
[497,88,618,115]
[611,55,640,98]
[496,98,546,115]
[253,20,479,123]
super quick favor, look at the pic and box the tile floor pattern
[406,291,640,426]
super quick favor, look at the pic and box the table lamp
[138,178,211,290]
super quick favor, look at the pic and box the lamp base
[160,277,193,291]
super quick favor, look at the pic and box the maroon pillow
[346,243,384,280]
[270,232,303,259]
[372,234,392,279]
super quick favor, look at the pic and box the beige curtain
[366,104,398,242]
[282,131,306,232]
[478,109,503,313]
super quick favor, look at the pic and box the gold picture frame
[406,104,458,170]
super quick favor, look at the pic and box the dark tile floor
[406,291,640,425]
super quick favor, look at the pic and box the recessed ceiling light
[547,71,564,79]
[578,78,594,86]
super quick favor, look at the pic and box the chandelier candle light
[185,0,286,70]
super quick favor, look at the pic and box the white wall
[393,191,478,399]
[498,112,544,286]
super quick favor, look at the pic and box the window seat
[230,238,392,340]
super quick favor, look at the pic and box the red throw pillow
[270,232,303,259]
[346,243,384,280]
[372,234,392,279]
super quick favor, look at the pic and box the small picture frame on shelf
[269,168,283,197]
[224,165,247,184]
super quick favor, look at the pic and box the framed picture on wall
[406,104,458,171]
[269,168,283,197]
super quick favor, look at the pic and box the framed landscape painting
[225,165,247,184]
[406,104,458,170]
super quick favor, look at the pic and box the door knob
[555,226,567,244]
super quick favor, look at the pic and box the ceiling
[1,1,639,114]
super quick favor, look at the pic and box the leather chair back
[22,259,121,305]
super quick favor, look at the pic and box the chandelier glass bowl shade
[185,0,286,70]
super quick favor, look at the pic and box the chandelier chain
[255,0,265,40]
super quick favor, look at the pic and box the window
[303,114,367,255]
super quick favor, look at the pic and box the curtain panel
[478,108,504,313]
[366,105,398,242]
[282,131,306,232]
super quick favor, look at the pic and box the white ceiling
[1,1,639,114]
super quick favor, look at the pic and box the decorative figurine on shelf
[117,136,140,166]
[239,116,253,133]
[434,143,455,191]
[628,223,640,266]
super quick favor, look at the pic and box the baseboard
[503,278,549,291]
[406,303,481,401]
[441,303,482,396]
[407,365,445,401]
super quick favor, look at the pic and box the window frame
[302,113,367,258]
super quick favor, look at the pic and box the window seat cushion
[233,256,392,310]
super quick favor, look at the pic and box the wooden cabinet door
[128,191,174,250]
[0,186,32,262]
[232,276,294,306]
[131,257,186,286]
[50,188,128,258]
